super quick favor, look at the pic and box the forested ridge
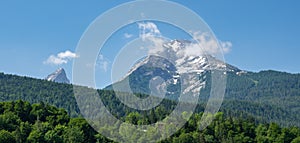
[220,71,300,127]
[1,70,300,128]
[0,72,79,117]
[107,69,300,127]
[0,100,300,143]
[0,70,300,142]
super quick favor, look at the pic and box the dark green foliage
[162,112,300,143]
[1,71,300,127]
[198,70,300,127]
[0,129,16,142]
[0,72,79,117]
[0,100,299,143]
[108,69,300,128]
[0,101,112,143]
[99,90,178,124]
[107,70,300,127]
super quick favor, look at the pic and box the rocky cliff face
[46,68,70,84]
[106,40,240,99]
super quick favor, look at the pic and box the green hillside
[107,69,300,127]
[0,70,300,128]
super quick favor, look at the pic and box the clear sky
[0,0,300,88]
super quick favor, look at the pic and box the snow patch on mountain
[127,39,240,77]
[46,68,70,84]
[109,39,241,98]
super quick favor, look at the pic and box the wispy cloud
[136,22,232,57]
[138,22,161,40]
[219,41,232,54]
[44,50,79,65]
[136,22,166,54]
[182,32,232,56]
[124,33,133,39]
[97,54,110,72]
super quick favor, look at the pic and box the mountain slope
[0,72,78,117]
[0,69,300,127]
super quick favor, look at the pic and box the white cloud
[138,22,161,40]
[135,22,232,60]
[99,61,109,72]
[44,50,79,65]
[83,54,110,72]
[124,33,133,39]
[44,55,67,65]
[146,37,167,55]
[183,32,232,57]
[57,50,78,59]
[136,22,167,55]
[220,41,232,54]
[96,54,110,72]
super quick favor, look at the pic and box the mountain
[46,68,70,84]
[0,39,300,127]
[124,39,240,75]
[106,39,241,98]
[104,39,300,127]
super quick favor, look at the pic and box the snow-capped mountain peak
[163,39,190,51]
[127,39,240,76]
[46,68,70,84]
[106,39,240,98]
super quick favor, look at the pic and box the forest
[1,100,300,143]
[1,70,300,142]
[1,70,300,127]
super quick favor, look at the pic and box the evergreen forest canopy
[0,100,300,143]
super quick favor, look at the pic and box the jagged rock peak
[46,68,70,84]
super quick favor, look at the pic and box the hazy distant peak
[46,68,70,84]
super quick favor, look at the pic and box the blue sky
[0,0,300,88]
